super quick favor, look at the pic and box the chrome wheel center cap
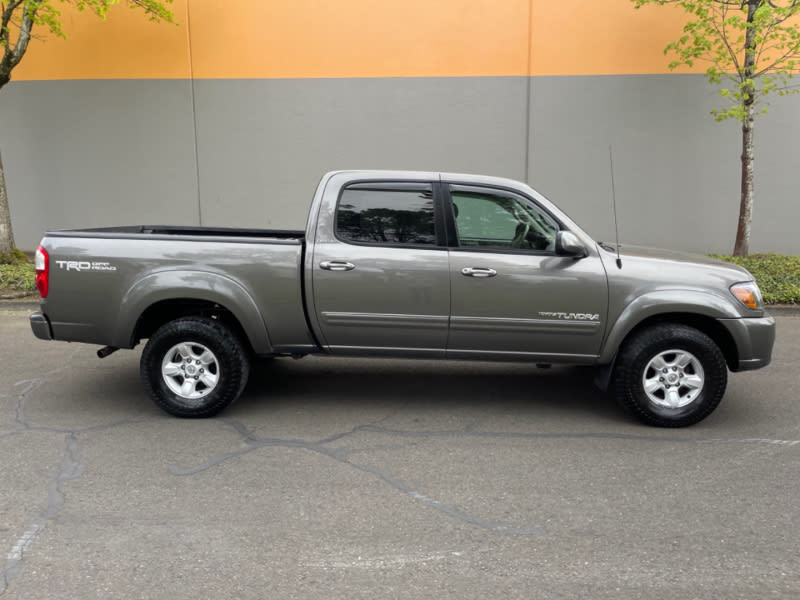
[643,349,705,409]
[186,364,197,376]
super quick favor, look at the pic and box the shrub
[712,253,800,305]
[0,248,29,265]
[0,261,35,292]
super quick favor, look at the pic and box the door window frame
[442,183,565,255]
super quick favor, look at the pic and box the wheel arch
[599,290,742,370]
[131,298,255,354]
[609,312,739,372]
[112,270,273,354]
[594,310,739,392]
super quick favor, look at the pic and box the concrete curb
[764,305,800,316]
[0,296,40,311]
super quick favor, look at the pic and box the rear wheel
[140,317,250,418]
[614,324,727,427]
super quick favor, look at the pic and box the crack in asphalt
[166,420,800,536]
[0,352,158,595]
[1,434,83,595]
[0,416,155,441]
[9,347,82,432]
[170,421,544,535]
[3,355,799,591]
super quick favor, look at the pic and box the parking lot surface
[1,305,799,599]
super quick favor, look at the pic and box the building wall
[1,0,798,253]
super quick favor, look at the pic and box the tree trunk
[734,106,755,257]
[0,150,15,256]
[733,0,759,258]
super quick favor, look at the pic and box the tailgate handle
[320,261,356,272]
[461,267,497,278]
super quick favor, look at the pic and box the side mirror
[555,231,586,258]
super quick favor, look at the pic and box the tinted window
[336,185,436,246]
[451,188,558,252]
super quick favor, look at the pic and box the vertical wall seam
[524,0,533,184]
[185,0,203,226]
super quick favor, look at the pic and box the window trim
[333,180,448,249]
[443,182,564,255]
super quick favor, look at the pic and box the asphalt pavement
[1,303,799,599]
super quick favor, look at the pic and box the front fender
[112,269,273,354]
[598,289,741,364]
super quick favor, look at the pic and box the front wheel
[140,317,250,418]
[614,324,727,427]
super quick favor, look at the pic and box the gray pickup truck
[30,170,775,426]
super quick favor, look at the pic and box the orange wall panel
[185,0,530,78]
[530,0,698,75]
[13,0,192,80]
[12,0,699,81]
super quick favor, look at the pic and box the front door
[311,181,451,356]
[445,184,608,361]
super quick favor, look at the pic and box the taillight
[35,245,49,298]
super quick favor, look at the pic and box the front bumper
[30,312,53,341]
[718,314,775,372]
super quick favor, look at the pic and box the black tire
[614,324,727,427]
[140,317,250,418]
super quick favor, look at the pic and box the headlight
[730,281,763,310]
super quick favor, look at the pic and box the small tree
[633,0,800,256]
[0,0,174,255]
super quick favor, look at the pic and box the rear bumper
[30,312,53,341]
[718,314,775,372]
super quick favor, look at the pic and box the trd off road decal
[54,260,117,272]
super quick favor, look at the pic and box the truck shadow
[239,356,627,425]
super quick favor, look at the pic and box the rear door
[311,180,451,356]
[445,184,608,361]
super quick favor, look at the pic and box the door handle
[461,267,497,278]
[320,261,356,271]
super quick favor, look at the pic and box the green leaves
[0,256,35,292]
[1,0,175,91]
[29,0,175,39]
[633,0,800,122]
[0,248,29,265]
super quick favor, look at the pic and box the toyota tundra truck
[29,170,775,426]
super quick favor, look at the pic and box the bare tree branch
[755,43,800,75]
[716,1,743,75]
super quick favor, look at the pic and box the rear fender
[112,270,273,353]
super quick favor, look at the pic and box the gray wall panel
[192,77,529,230]
[530,75,800,255]
[1,75,798,255]
[0,80,199,250]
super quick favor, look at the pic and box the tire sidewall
[617,325,727,427]
[141,318,248,418]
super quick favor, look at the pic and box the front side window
[450,187,558,252]
[336,184,436,246]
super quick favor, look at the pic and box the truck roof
[322,169,535,193]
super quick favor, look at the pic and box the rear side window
[336,183,436,246]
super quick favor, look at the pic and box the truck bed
[38,226,314,354]
[50,225,306,241]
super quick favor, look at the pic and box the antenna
[608,145,622,269]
